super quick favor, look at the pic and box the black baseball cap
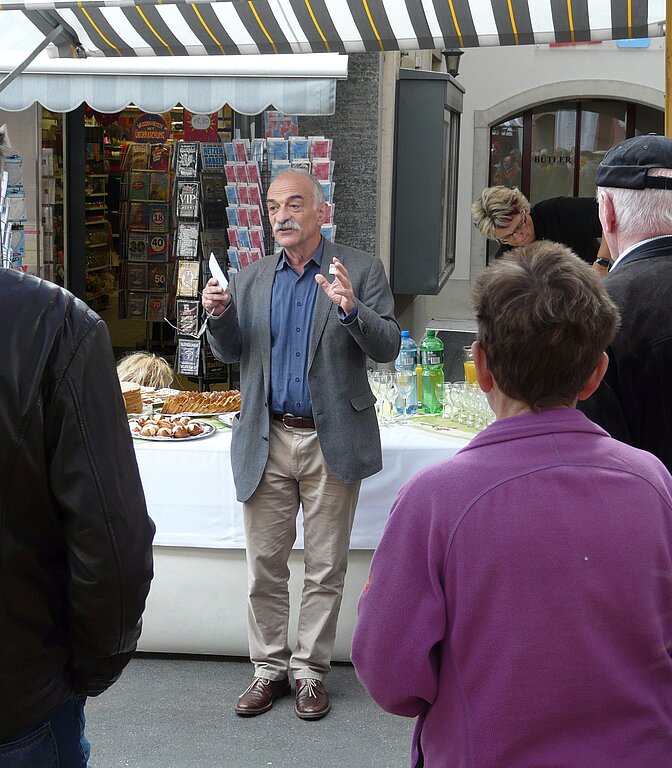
[596,134,672,190]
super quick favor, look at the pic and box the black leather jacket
[0,269,155,739]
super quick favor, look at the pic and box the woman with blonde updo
[116,351,175,389]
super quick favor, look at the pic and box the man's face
[266,174,326,252]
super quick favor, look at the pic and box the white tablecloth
[134,422,472,550]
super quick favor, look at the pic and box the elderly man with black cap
[579,134,672,471]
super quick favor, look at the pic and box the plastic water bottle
[395,331,418,414]
[419,329,445,415]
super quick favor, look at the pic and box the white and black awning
[0,0,665,58]
[0,1,665,115]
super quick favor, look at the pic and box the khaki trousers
[243,420,361,682]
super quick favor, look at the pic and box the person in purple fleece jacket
[352,240,672,768]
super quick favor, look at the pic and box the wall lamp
[442,48,464,77]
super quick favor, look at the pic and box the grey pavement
[85,654,414,768]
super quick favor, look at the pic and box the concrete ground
[85,654,415,768]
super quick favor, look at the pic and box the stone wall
[300,54,381,255]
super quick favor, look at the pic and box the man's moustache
[274,220,300,232]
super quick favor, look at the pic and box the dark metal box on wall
[391,69,464,295]
[427,319,478,382]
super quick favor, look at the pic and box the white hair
[599,168,672,238]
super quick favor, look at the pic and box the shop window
[488,99,663,204]
[486,99,663,262]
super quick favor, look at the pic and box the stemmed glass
[382,370,397,426]
[395,370,414,425]
[368,369,386,426]
[435,380,451,419]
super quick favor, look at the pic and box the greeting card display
[146,233,170,261]
[129,171,151,201]
[175,142,199,178]
[176,299,200,336]
[149,144,171,171]
[203,342,227,376]
[147,294,168,322]
[309,137,332,160]
[175,222,200,261]
[177,338,201,376]
[232,139,249,162]
[128,263,147,290]
[176,181,200,219]
[147,263,168,292]
[149,173,171,202]
[288,137,309,161]
[176,260,199,298]
[201,172,226,204]
[200,143,225,170]
[128,292,148,319]
[127,232,148,261]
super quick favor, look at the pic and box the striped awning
[1,0,666,58]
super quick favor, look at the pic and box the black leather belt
[272,413,316,429]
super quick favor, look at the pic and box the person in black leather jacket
[0,267,155,766]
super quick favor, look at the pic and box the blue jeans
[0,695,89,768]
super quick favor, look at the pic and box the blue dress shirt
[270,241,324,417]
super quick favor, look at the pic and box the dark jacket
[579,236,672,472]
[0,269,155,739]
[207,238,400,501]
[497,197,602,264]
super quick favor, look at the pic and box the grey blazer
[207,239,401,501]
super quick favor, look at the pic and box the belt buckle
[282,412,295,428]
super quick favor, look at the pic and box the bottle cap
[401,330,410,338]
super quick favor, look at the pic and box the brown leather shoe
[235,676,291,716]
[295,678,330,720]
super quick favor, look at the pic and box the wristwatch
[594,257,613,270]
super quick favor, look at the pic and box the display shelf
[84,125,117,305]
[40,110,65,284]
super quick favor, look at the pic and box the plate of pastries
[129,415,216,441]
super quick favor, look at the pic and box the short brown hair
[471,240,620,411]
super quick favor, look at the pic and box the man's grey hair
[598,168,672,238]
[471,186,529,240]
[270,168,325,208]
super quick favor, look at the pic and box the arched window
[489,99,663,204]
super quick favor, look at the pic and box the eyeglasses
[495,209,529,244]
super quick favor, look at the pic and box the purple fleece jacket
[352,409,672,768]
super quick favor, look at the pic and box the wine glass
[368,369,386,426]
[435,380,450,419]
[449,381,468,425]
[382,370,397,426]
[395,370,414,425]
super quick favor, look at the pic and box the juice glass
[463,346,477,386]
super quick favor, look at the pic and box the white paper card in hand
[209,253,228,290]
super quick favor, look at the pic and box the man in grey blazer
[202,169,400,720]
